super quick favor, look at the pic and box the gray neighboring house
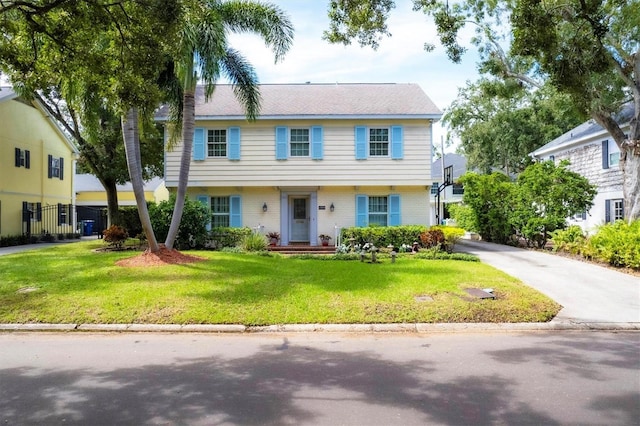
[430,153,467,225]
[530,104,633,233]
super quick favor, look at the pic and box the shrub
[118,206,143,238]
[148,195,209,249]
[241,232,268,252]
[0,234,30,247]
[587,220,640,269]
[550,226,587,254]
[208,227,253,249]
[447,203,479,233]
[103,225,129,249]
[420,228,445,248]
[340,225,426,249]
[433,226,466,252]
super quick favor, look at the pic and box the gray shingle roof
[156,83,442,120]
[531,102,634,156]
[431,153,467,180]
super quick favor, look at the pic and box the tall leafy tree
[163,0,293,250]
[445,80,585,174]
[324,0,640,222]
[1,0,181,252]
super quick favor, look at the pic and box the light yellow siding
[166,119,433,188]
[0,97,76,236]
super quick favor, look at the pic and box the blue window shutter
[391,126,404,159]
[389,194,401,225]
[355,126,367,159]
[48,155,53,178]
[228,127,241,160]
[59,157,64,180]
[275,126,288,160]
[602,140,609,169]
[36,203,42,221]
[25,150,30,169]
[67,204,73,225]
[311,126,324,160]
[193,128,205,160]
[196,195,210,230]
[605,199,611,223]
[356,195,368,227]
[15,148,20,167]
[230,195,242,228]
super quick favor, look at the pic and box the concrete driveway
[457,240,640,325]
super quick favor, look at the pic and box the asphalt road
[1,331,638,425]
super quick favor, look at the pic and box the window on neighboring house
[58,203,69,225]
[368,196,388,226]
[48,155,63,179]
[430,182,439,195]
[207,129,227,157]
[369,128,389,156]
[452,184,464,195]
[602,139,620,169]
[14,148,30,169]
[290,128,310,156]
[605,199,624,223]
[25,202,42,222]
[211,196,230,227]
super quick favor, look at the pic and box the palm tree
[164,0,293,250]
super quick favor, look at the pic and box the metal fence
[21,203,107,238]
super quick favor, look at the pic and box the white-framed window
[368,196,388,226]
[50,157,60,178]
[613,199,624,221]
[452,183,464,195]
[430,182,439,195]
[290,128,310,157]
[369,128,389,156]
[27,202,40,222]
[207,129,227,157]
[211,196,230,227]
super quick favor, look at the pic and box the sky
[223,0,482,151]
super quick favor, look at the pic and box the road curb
[1,322,639,333]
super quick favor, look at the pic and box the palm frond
[220,47,261,121]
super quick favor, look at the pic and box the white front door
[290,197,310,242]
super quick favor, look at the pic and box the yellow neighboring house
[74,173,168,234]
[0,87,79,238]
[75,174,169,207]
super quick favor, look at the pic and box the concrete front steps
[268,245,336,255]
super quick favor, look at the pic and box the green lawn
[0,241,560,324]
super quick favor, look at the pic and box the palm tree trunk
[122,108,160,252]
[164,89,196,250]
[101,177,121,227]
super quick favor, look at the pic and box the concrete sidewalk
[456,239,640,325]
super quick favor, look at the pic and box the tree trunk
[121,108,160,252]
[621,143,640,222]
[164,89,196,250]
[101,178,121,227]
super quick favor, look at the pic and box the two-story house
[0,87,78,238]
[530,103,632,232]
[157,83,442,246]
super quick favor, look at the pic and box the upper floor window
[369,128,389,156]
[51,157,60,178]
[290,128,310,157]
[207,129,227,157]
[430,182,439,195]
[15,148,31,169]
[47,155,64,180]
[602,139,620,169]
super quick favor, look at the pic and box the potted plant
[267,231,280,246]
[319,234,332,246]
